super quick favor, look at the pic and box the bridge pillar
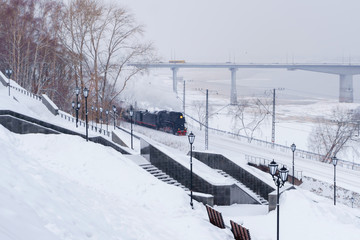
[339,74,353,103]
[171,67,178,93]
[230,68,238,105]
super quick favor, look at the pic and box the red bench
[230,220,251,240]
[205,205,225,229]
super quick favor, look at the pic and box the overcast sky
[116,0,360,63]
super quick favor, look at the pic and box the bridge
[128,62,360,104]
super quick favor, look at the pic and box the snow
[1,69,360,239]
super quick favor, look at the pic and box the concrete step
[140,164,186,190]
[215,169,268,205]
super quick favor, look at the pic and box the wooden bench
[230,220,251,240]
[205,205,225,229]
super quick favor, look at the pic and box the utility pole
[205,89,209,150]
[272,88,276,146]
[183,80,186,115]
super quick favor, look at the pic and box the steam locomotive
[125,109,187,136]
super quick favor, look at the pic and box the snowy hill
[1,71,360,239]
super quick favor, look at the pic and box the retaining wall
[192,151,275,201]
[140,138,259,205]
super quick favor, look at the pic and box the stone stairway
[216,169,269,205]
[140,163,189,191]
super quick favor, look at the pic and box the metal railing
[185,113,360,172]
[58,112,111,137]
[9,85,42,101]
[246,154,303,181]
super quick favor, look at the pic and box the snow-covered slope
[2,72,360,239]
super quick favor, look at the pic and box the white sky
[117,0,360,63]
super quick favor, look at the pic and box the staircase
[216,169,268,205]
[140,163,189,191]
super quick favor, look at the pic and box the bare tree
[192,100,206,130]
[308,107,356,162]
[229,97,271,142]
[59,0,155,120]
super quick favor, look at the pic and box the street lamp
[332,156,338,206]
[105,110,109,132]
[75,87,80,127]
[91,106,94,129]
[5,69,12,96]
[268,159,288,240]
[113,105,117,129]
[100,107,103,132]
[129,106,134,150]
[290,143,296,185]
[83,87,89,141]
[72,101,75,116]
[188,132,195,209]
[95,107,98,129]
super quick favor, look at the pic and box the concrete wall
[268,186,295,211]
[192,192,214,207]
[41,94,59,115]
[192,151,275,201]
[0,110,130,155]
[0,71,8,86]
[112,131,128,147]
[0,115,59,135]
[140,138,259,205]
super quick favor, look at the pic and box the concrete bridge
[128,62,360,104]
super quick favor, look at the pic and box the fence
[59,112,111,138]
[246,155,303,181]
[185,113,360,172]
[8,84,42,101]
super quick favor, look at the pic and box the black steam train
[125,109,187,135]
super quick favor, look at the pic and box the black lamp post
[100,107,103,132]
[130,106,134,150]
[95,107,98,129]
[113,105,117,129]
[75,87,80,127]
[72,101,75,116]
[106,110,109,132]
[77,102,81,124]
[290,143,296,185]
[268,160,288,240]
[188,132,195,209]
[91,106,94,129]
[83,87,89,141]
[5,69,12,96]
[332,156,338,206]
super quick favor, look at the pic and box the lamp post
[105,110,109,132]
[99,107,103,133]
[95,107,98,129]
[75,87,80,127]
[77,102,81,124]
[290,143,296,185]
[332,156,338,206]
[5,69,12,96]
[130,106,134,150]
[268,160,288,240]
[113,105,117,129]
[72,101,75,116]
[188,132,195,209]
[91,106,94,129]
[83,87,89,141]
